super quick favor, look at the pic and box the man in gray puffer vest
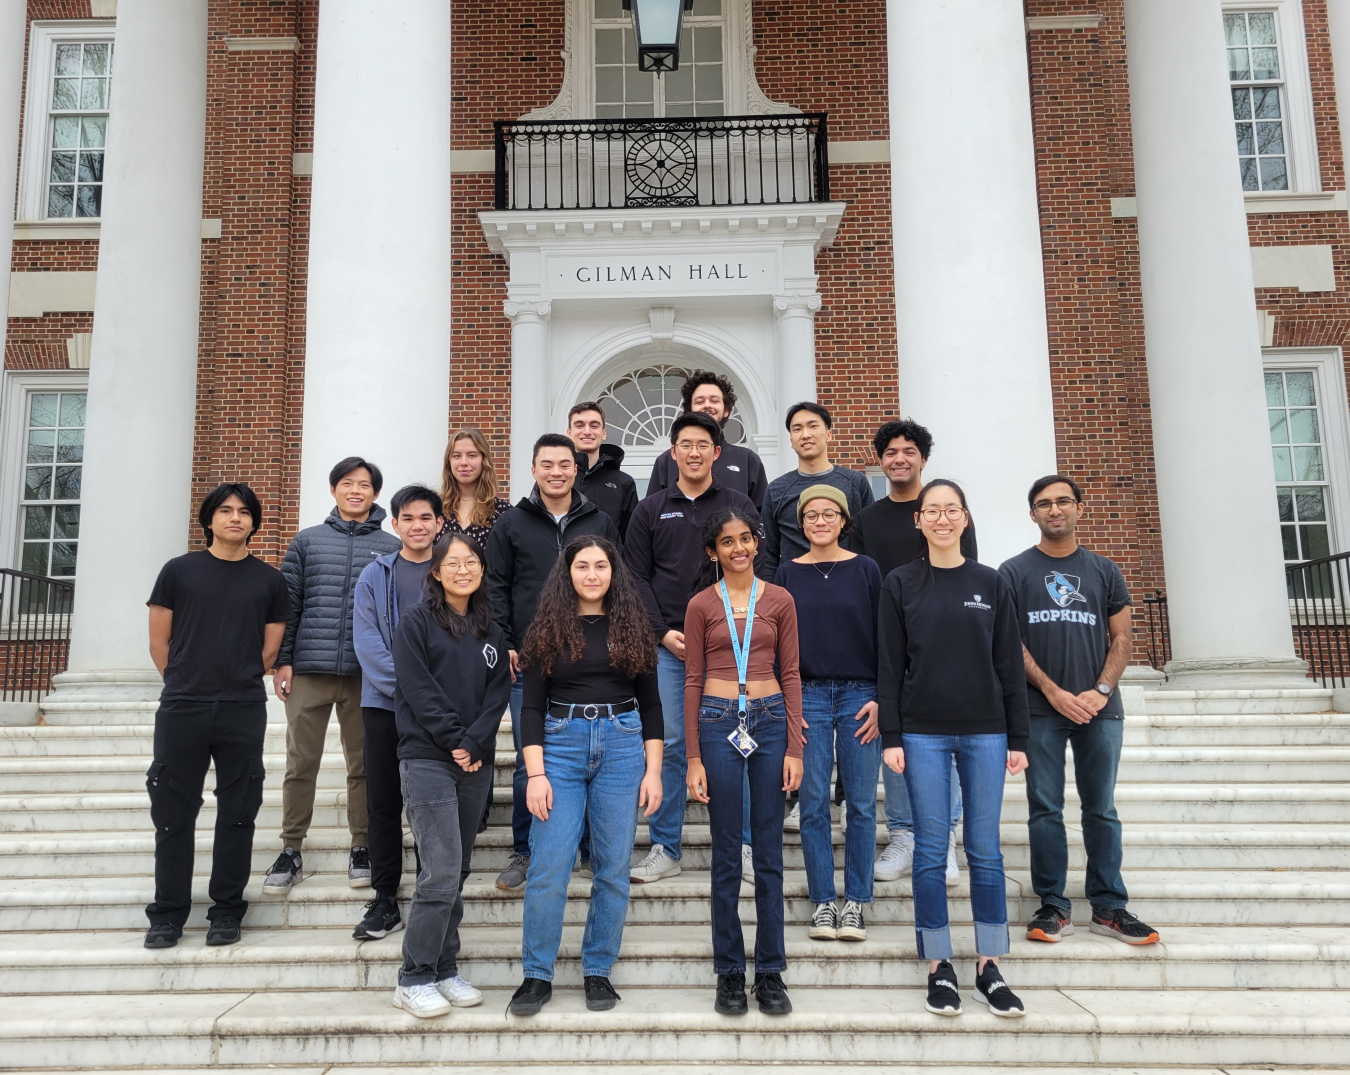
[261,456,402,895]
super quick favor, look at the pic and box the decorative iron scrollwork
[625,132,698,205]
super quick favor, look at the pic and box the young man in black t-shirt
[998,474,1159,947]
[143,484,291,950]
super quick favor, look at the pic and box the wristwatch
[1095,682,1113,698]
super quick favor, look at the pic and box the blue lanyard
[718,578,758,717]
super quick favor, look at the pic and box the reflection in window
[1226,11,1288,191]
[593,365,746,447]
[20,392,85,578]
[1267,370,1329,562]
[46,41,112,218]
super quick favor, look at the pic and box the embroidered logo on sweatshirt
[659,511,685,520]
[482,643,498,668]
[964,593,991,610]
[726,465,741,472]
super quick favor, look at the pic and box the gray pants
[398,755,494,987]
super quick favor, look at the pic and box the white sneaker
[741,843,755,883]
[839,803,848,834]
[784,802,801,831]
[874,830,914,881]
[630,843,681,883]
[946,829,960,887]
[392,983,452,1018]
[435,975,483,1008]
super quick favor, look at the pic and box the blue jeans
[800,680,879,904]
[1026,713,1127,916]
[521,708,645,980]
[398,756,494,986]
[511,678,590,861]
[698,694,788,976]
[882,759,962,833]
[647,646,689,859]
[902,733,1010,961]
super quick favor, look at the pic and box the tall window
[593,0,724,118]
[44,41,112,218]
[1267,370,1330,562]
[1227,11,1288,191]
[20,393,85,579]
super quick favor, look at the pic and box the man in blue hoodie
[350,484,444,940]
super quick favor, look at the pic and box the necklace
[579,614,605,624]
[809,558,841,580]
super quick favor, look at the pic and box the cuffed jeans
[362,707,405,898]
[882,759,962,833]
[521,708,646,980]
[1026,713,1127,916]
[398,756,494,987]
[698,694,788,976]
[801,680,879,905]
[145,700,267,928]
[903,733,1010,961]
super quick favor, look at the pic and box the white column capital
[772,293,821,319]
[503,299,552,324]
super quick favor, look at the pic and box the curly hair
[872,418,933,462]
[520,536,656,678]
[679,369,737,423]
[692,506,761,592]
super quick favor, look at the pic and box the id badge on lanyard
[719,579,759,758]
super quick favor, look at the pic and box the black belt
[547,699,638,720]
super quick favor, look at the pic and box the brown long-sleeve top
[683,581,804,759]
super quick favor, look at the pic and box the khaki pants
[280,673,367,850]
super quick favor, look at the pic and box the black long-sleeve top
[520,616,663,747]
[392,602,512,766]
[877,558,1030,752]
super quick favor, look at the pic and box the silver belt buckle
[583,704,600,720]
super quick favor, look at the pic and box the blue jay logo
[1044,572,1087,608]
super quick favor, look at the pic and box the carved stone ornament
[503,299,553,322]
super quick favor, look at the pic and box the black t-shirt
[851,495,978,578]
[997,545,1132,719]
[148,550,291,703]
[393,554,427,617]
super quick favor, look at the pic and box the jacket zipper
[337,521,355,675]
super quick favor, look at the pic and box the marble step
[1,867,1345,932]
[1,924,1344,995]
[1138,687,1333,715]
[1,985,1345,1069]
[1,1069,1314,1075]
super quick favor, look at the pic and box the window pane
[22,506,51,540]
[47,185,73,218]
[1228,48,1251,80]
[1232,87,1253,120]
[1253,87,1282,119]
[694,26,722,62]
[1302,524,1331,561]
[1251,47,1280,80]
[80,116,105,148]
[78,151,103,183]
[1225,13,1248,46]
[80,78,108,110]
[694,101,723,116]
[1289,408,1319,443]
[594,103,624,118]
[75,185,101,217]
[54,44,82,77]
[1259,156,1288,190]
[595,28,624,64]
[1256,121,1284,155]
[24,468,52,501]
[1269,409,1289,443]
[83,43,109,75]
[665,64,694,102]
[54,466,81,500]
[52,79,78,109]
[623,102,654,118]
[1273,445,1293,481]
[1286,371,1316,406]
[56,429,83,463]
[1249,12,1277,46]
[59,394,86,427]
[1236,122,1255,156]
[1282,523,1299,560]
[1278,487,1295,521]
[53,505,80,539]
[595,65,623,103]
[1293,445,1324,481]
[1240,157,1259,191]
[29,395,58,427]
[50,542,77,577]
[21,543,48,576]
[695,63,723,103]
[664,101,696,117]
[49,152,75,183]
[624,67,653,103]
[52,117,79,148]
[595,0,624,16]
[1296,487,1327,521]
[692,0,722,13]
[1266,372,1286,405]
[26,431,54,465]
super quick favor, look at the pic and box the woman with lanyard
[684,506,804,1017]
[877,479,1030,1018]
[773,484,883,943]
[508,536,664,1016]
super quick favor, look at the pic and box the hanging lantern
[623,0,694,73]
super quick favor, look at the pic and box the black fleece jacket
[575,444,639,539]
[392,602,510,766]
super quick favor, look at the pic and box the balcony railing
[493,113,830,211]
[1286,551,1350,688]
[1141,590,1171,672]
[0,568,74,702]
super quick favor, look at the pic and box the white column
[62,0,208,681]
[0,0,24,362]
[1326,1,1350,179]
[299,0,453,519]
[506,300,550,499]
[773,293,821,469]
[887,0,1058,567]
[1124,0,1305,688]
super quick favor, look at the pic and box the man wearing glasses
[998,474,1160,948]
[626,412,762,883]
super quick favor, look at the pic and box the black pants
[363,707,406,897]
[145,700,268,928]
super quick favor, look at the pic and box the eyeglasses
[919,507,966,522]
[802,509,842,523]
[1032,497,1079,514]
[442,558,482,572]
[674,440,715,453]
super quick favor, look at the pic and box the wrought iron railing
[0,568,74,702]
[1141,590,1170,672]
[493,113,830,211]
[1285,551,1350,688]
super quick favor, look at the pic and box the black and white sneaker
[349,846,372,889]
[353,894,403,940]
[808,901,838,940]
[1026,903,1074,943]
[262,847,303,895]
[1090,907,1160,945]
[973,961,1025,1017]
[837,900,867,942]
[752,972,792,1015]
[925,960,962,1016]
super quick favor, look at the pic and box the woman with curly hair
[438,427,511,545]
[508,536,664,1017]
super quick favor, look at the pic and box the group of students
[140,369,1159,1022]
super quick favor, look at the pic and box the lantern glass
[627,0,690,72]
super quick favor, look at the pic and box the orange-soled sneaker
[1026,904,1074,943]
[1089,907,1160,945]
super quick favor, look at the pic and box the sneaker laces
[1033,903,1065,922]
[268,849,298,874]
[351,847,370,869]
[811,902,835,925]
[638,844,667,869]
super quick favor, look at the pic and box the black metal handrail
[0,568,74,702]
[493,113,830,211]
[1141,590,1170,672]
[1285,551,1350,688]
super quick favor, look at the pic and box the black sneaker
[205,916,241,946]
[925,960,962,1016]
[1026,903,1074,943]
[752,972,792,1015]
[353,894,403,940]
[508,977,552,1016]
[973,961,1025,1018]
[1090,907,1160,945]
[714,971,748,1015]
[584,975,621,1011]
[348,846,372,889]
[262,847,303,895]
[143,922,181,949]
[837,900,867,942]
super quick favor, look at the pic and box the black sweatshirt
[876,558,1030,752]
[392,601,512,766]
[519,615,663,747]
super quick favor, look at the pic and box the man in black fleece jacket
[567,402,639,539]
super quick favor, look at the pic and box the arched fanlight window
[593,364,747,447]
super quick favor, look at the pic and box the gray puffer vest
[277,505,402,675]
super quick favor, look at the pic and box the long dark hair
[915,478,971,585]
[692,506,761,593]
[424,533,495,639]
[520,536,656,678]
